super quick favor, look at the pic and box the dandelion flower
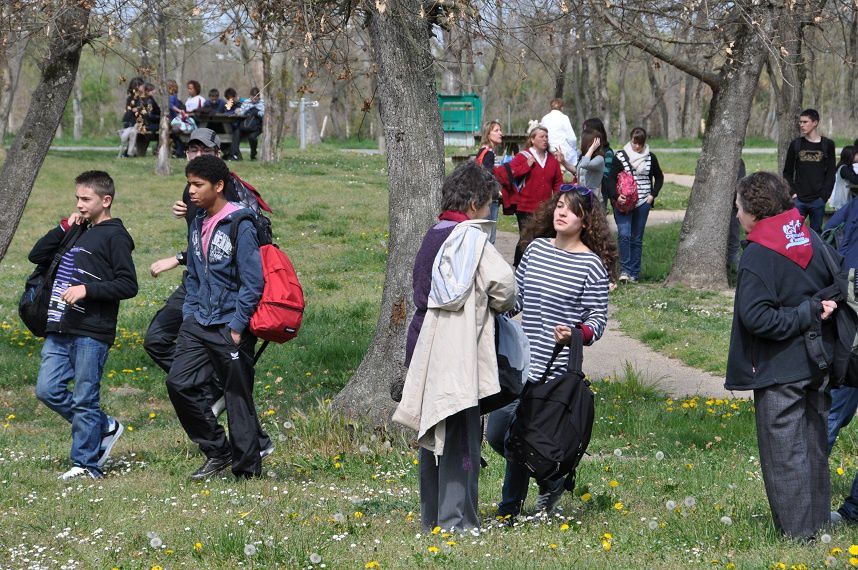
[851,545,858,556]
[601,540,612,551]
[431,526,441,535]
[838,467,846,476]
[310,553,322,564]
[609,480,619,488]
[194,542,203,552]
[283,420,294,429]
[333,512,346,523]
[648,520,658,530]
[849,558,858,567]
[559,523,570,531]
[665,500,676,511]
[581,493,592,502]
[613,448,622,457]
[720,516,732,525]
[613,501,624,511]
[150,537,163,549]
[365,561,380,568]
[548,543,558,549]
[683,496,696,508]
[359,445,370,454]
[428,546,439,554]
[821,534,831,544]
[147,531,158,539]
[148,412,157,419]
[655,451,664,461]
[244,544,257,556]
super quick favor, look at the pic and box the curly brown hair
[520,191,619,280]
[736,172,792,220]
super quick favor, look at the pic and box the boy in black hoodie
[30,171,138,481]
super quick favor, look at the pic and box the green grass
[1,152,857,568]
[653,182,689,210]
[656,152,779,177]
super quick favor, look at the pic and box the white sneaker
[59,466,103,481]
[97,418,124,468]
[211,396,226,418]
[260,444,274,459]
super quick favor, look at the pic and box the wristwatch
[176,252,186,264]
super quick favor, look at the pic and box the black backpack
[19,224,84,337]
[818,242,858,388]
[505,329,595,481]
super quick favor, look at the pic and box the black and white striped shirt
[513,238,609,383]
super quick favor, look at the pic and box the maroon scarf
[746,208,813,269]
[438,210,470,223]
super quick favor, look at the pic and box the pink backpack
[612,155,639,213]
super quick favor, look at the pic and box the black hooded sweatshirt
[28,219,138,345]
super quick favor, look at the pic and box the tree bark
[666,25,768,289]
[617,64,627,142]
[332,0,444,426]
[153,1,171,176]
[72,73,83,140]
[0,3,91,262]
[0,35,27,143]
[259,33,274,163]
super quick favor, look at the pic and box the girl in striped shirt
[487,185,616,519]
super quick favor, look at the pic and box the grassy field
[1,151,857,568]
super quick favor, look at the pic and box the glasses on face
[187,146,216,157]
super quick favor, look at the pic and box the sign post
[288,97,320,150]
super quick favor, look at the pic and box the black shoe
[190,455,231,481]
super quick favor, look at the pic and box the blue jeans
[614,201,651,279]
[794,197,825,234]
[828,386,858,452]
[35,334,110,473]
[488,200,499,245]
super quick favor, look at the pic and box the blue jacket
[183,204,263,333]
[825,195,858,271]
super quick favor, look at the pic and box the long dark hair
[838,146,856,169]
[521,192,618,280]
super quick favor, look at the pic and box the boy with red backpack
[165,155,265,480]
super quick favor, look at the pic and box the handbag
[19,224,84,337]
[241,108,261,132]
[170,115,196,134]
[479,314,529,414]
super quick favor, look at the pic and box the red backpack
[251,243,304,343]
[612,152,639,214]
[231,214,305,346]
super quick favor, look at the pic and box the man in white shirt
[541,98,578,172]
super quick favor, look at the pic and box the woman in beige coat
[393,162,516,531]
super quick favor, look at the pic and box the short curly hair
[185,155,230,186]
[736,172,793,220]
[440,161,498,213]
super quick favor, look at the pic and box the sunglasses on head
[559,184,592,198]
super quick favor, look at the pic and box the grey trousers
[754,378,830,539]
[419,406,481,531]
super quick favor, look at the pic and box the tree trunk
[0,34,26,143]
[768,0,808,171]
[332,0,445,426]
[646,61,668,138]
[617,65,627,142]
[554,16,573,99]
[849,10,858,119]
[72,74,83,140]
[595,45,610,136]
[153,2,171,176]
[259,36,274,163]
[665,68,681,141]
[0,3,91,262]
[666,27,767,289]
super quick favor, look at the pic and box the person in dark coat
[725,171,838,540]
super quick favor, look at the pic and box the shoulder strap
[537,328,584,384]
[476,147,490,166]
[615,150,632,172]
[47,224,84,279]
[229,213,256,286]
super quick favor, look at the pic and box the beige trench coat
[393,220,516,455]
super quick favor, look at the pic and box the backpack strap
[228,212,256,288]
[476,147,490,166]
[47,224,84,279]
[537,328,584,384]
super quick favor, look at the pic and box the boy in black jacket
[783,108,836,233]
[30,171,138,481]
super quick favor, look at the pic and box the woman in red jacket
[512,125,563,266]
